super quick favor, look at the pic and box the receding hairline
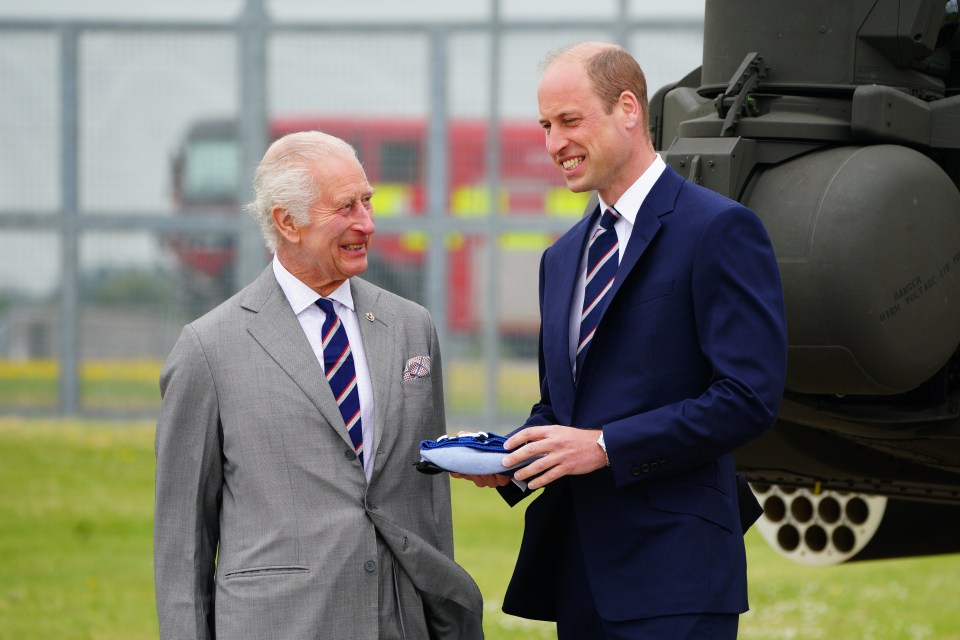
[539,41,622,73]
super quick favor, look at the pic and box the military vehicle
[652,0,960,565]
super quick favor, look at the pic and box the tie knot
[600,208,620,231]
[315,297,335,316]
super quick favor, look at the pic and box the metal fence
[0,0,703,427]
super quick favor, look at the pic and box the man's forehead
[538,107,582,123]
[538,66,594,115]
[540,57,591,94]
[326,177,373,199]
[315,159,368,186]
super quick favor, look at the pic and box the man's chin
[562,177,590,194]
[345,261,368,278]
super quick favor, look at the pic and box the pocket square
[402,355,431,381]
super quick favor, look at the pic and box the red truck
[169,116,588,338]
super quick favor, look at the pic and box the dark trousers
[555,509,739,640]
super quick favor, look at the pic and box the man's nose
[545,131,566,160]
[353,203,375,235]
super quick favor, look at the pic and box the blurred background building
[0,0,705,426]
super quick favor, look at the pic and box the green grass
[0,358,538,416]
[1,418,959,639]
[0,419,157,639]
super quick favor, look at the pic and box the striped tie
[576,208,620,380]
[316,298,363,466]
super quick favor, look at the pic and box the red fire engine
[169,116,588,337]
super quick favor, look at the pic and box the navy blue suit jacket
[501,165,787,622]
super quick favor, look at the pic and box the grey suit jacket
[154,267,483,639]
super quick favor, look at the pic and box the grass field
[0,358,540,416]
[1,418,958,639]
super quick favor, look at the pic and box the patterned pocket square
[402,355,431,381]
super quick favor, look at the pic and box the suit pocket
[423,593,485,640]
[402,377,432,397]
[221,565,309,579]
[647,478,736,533]
[622,279,673,308]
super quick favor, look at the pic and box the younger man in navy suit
[454,42,787,639]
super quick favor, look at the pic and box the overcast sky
[0,1,706,296]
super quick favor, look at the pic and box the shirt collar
[272,255,355,314]
[597,153,666,223]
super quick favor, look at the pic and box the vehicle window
[182,138,241,203]
[380,141,419,184]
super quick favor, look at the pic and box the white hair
[244,130,359,252]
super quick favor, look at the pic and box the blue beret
[416,432,540,475]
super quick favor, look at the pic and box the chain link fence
[0,0,703,427]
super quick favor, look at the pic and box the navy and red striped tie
[316,298,363,465]
[576,208,620,380]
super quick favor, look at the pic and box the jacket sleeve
[154,325,223,640]
[605,203,788,487]
[425,310,456,558]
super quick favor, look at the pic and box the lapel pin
[365,312,375,322]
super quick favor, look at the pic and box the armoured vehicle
[653,0,960,564]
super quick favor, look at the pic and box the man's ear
[272,205,300,244]
[618,90,641,130]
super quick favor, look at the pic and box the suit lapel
[563,167,682,399]
[541,206,599,416]
[604,165,681,309]
[242,267,354,450]
[350,278,397,475]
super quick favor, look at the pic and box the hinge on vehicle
[689,154,702,185]
[715,52,768,137]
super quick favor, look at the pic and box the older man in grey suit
[154,130,483,639]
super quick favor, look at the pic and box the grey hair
[244,130,359,253]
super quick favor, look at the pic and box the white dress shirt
[273,256,377,481]
[568,154,667,374]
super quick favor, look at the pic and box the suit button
[344,450,357,461]
[364,560,377,572]
[641,464,650,473]
[631,466,642,476]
